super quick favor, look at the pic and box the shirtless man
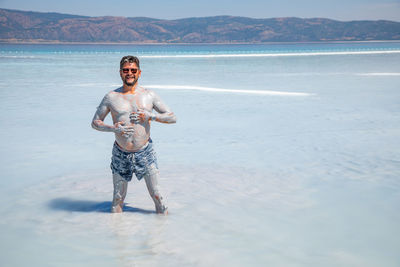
[91,55,176,214]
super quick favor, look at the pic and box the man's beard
[123,76,138,86]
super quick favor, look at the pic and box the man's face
[120,62,141,87]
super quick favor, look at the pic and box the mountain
[1,8,399,43]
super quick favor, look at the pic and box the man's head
[120,55,140,70]
[120,55,141,87]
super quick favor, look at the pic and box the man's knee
[147,164,159,177]
[113,173,128,191]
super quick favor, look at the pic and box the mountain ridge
[1,8,399,43]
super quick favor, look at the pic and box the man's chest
[109,94,152,115]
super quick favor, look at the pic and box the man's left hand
[130,109,152,123]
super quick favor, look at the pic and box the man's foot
[156,206,168,215]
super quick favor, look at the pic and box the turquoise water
[0,42,400,266]
[1,41,400,54]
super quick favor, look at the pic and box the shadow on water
[48,198,155,214]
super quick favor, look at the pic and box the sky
[1,0,400,21]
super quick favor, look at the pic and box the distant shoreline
[1,40,399,45]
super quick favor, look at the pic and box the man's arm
[133,91,177,124]
[152,92,177,124]
[91,94,135,136]
[141,90,177,124]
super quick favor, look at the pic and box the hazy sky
[1,0,399,21]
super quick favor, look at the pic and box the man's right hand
[114,122,135,137]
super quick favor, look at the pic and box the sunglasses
[121,68,138,74]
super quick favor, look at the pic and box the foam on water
[73,83,313,96]
[140,50,400,58]
[357,72,400,76]
[0,55,38,59]
[145,85,313,96]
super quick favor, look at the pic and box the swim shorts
[110,139,159,182]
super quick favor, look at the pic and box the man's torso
[108,87,153,152]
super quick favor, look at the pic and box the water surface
[0,42,399,266]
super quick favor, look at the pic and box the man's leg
[144,164,168,214]
[112,173,128,213]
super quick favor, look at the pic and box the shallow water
[1,42,400,266]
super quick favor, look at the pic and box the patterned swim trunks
[110,139,158,182]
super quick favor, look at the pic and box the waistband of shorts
[114,139,152,154]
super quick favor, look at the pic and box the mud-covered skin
[91,62,176,152]
[91,60,175,214]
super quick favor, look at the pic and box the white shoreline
[145,85,313,96]
[139,50,400,58]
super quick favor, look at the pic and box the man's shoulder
[137,86,157,97]
[100,88,122,105]
[105,87,124,98]
[110,87,124,95]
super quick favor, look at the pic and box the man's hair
[120,55,140,70]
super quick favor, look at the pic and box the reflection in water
[109,212,168,266]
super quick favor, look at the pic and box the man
[91,55,176,214]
